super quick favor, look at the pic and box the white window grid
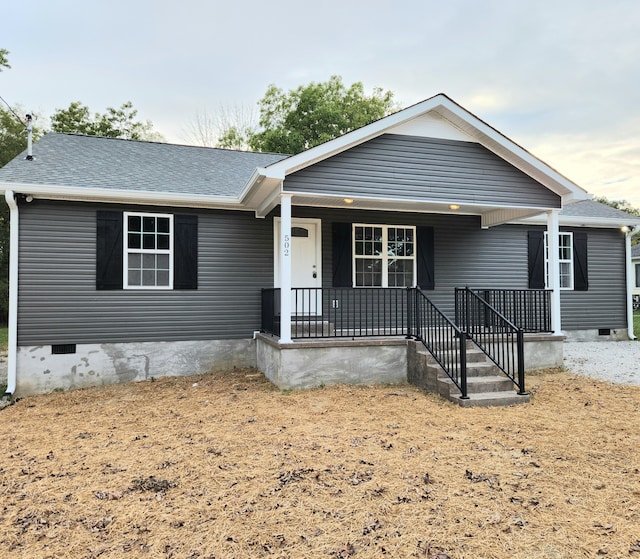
[352,224,416,287]
[544,231,573,290]
[123,212,174,290]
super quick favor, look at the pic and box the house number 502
[283,234,290,257]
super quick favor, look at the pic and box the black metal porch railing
[261,287,409,339]
[410,288,469,399]
[456,288,552,333]
[261,286,540,396]
[454,287,527,395]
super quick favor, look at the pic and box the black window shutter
[332,222,352,287]
[96,211,123,290]
[573,231,588,291]
[174,214,198,290]
[528,230,545,289]
[416,226,435,290]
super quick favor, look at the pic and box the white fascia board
[239,167,286,212]
[0,182,245,210]
[481,208,552,228]
[513,213,640,229]
[238,166,285,203]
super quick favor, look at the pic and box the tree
[0,105,43,324]
[595,196,640,244]
[595,196,640,217]
[218,76,397,154]
[51,101,164,141]
[0,48,9,72]
[182,105,256,150]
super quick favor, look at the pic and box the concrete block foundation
[256,334,407,389]
[14,339,256,397]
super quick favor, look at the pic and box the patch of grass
[635,311,640,337]
[0,326,7,351]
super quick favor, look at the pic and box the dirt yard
[1,368,639,559]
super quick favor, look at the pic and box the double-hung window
[544,232,573,290]
[124,212,173,289]
[353,224,416,287]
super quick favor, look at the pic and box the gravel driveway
[563,341,640,385]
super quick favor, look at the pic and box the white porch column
[547,210,562,335]
[625,227,638,339]
[279,193,293,343]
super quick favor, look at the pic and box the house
[1,93,639,402]
[633,244,640,307]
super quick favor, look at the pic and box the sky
[2,0,639,206]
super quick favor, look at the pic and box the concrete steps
[407,340,530,407]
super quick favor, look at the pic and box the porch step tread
[448,391,531,408]
[428,361,499,377]
[438,375,516,395]
[417,347,488,363]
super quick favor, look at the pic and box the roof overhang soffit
[0,182,245,211]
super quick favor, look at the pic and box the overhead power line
[0,93,27,126]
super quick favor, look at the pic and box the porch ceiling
[268,192,552,226]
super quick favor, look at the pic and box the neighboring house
[1,93,639,400]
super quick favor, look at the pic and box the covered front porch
[257,284,563,405]
[240,96,590,403]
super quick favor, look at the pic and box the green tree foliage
[595,196,640,217]
[51,100,164,141]
[595,196,640,244]
[219,76,397,154]
[0,106,43,323]
[0,48,10,72]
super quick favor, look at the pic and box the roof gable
[254,93,590,206]
[284,134,561,210]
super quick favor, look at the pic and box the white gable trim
[244,93,590,207]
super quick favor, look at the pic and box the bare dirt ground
[1,368,639,559]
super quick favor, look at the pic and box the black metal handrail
[261,287,409,339]
[455,287,526,394]
[457,288,551,333]
[410,288,468,399]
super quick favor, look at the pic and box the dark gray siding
[286,207,627,330]
[18,201,626,346]
[18,200,273,345]
[559,228,627,330]
[284,134,561,209]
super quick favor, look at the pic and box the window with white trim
[635,263,640,289]
[353,224,416,287]
[544,232,573,290]
[124,212,173,289]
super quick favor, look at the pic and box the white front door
[275,218,322,315]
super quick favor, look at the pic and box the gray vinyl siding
[17,200,273,345]
[559,228,627,330]
[284,134,561,209]
[286,207,627,330]
[18,201,626,346]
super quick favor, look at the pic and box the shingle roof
[560,199,640,222]
[0,133,288,197]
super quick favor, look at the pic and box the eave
[0,182,248,211]
[514,213,640,229]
